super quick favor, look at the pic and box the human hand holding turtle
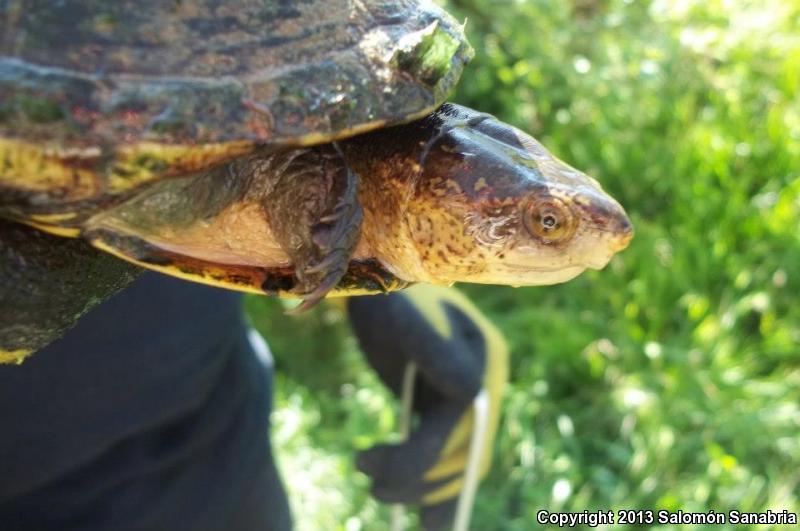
[348,285,508,531]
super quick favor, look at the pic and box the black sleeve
[0,273,291,531]
[348,293,485,406]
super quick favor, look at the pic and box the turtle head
[407,104,633,286]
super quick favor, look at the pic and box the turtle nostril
[618,215,633,236]
[610,214,634,252]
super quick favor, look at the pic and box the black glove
[348,285,508,530]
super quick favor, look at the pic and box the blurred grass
[246,0,800,529]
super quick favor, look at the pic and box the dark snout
[579,191,634,251]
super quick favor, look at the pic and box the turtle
[0,0,633,362]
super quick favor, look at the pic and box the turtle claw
[284,296,321,315]
[304,249,341,274]
[262,143,363,310]
[286,251,350,314]
[291,276,339,313]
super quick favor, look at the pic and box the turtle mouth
[506,264,585,273]
[516,265,587,285]
[470,264,587,286]
[609,223,634,252]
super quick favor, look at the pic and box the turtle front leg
[262,143,363,312]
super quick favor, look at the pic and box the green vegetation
[246,0,800,528]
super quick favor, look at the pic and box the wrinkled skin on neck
[80,103,631,298]
[343,103,633,286]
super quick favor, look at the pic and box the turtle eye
[523,196,577,244]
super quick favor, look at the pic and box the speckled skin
[0,0,472,357]
[0,4,633,360]
[343,104,633,286]
[83,104,632,301]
